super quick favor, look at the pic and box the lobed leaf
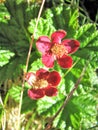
[8,86,22,102]
[21,89,37,113]
[74,24,98,48]
[0,50,14,67]
[28,18,55,39]
[43,4,79,38]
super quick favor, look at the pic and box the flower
[36,30,80,68]
[25,68,61,100]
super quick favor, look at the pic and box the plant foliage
[0,0,98,130]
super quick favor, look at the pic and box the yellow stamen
[51,44,68,58]
[33,79,48,89]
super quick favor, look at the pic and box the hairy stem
[45,61,89,130]
[17,0,46,130]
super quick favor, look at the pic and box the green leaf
[43,4,79,37]
[74,24,98,59]
[61,71,76,94]
[74,48,93,59]
[0,3,10,23]
[0,1,42,84]
[21,89,37,113]
[0,50,14,67]
[87,46,98,51]
[8,86,22,102]
[8,85,37,113]
[29,58,44,72]
[0,1,40,83]
[5,0,39,27]
[64,101,81,129]
[0,22,29,45]
[0,56,26,83]
[28,18,55,39]
[74,24,98,48]
[0,104,3,117]
[5,0,25,26]
[72,94,97,124]
[37,96,64,116]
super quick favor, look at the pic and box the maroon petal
[42,53,54,68]
[45,86,58,97]
[51,30,67,44]
[28,88,45,100]
[62,39,80,54]
[25,72,36,86]
[36,68,49,79]
[57,55,73,68]
[36,68,48,77]
[36,36,52,54]
[47,71,61,86]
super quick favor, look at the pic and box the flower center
[51,44,68,58]
[33,79,48,89]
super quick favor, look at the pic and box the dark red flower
[25,68,61,100]
[36,30,80,68]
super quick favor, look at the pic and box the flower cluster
[25,30,80,100]
[25,68,61,99]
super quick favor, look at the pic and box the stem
[17,0,46,130]
[45,61,89,130]
[0,91,9,130]
[63,58,80,77]
[0,95,5,130]
[26,0,46,72]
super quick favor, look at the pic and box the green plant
[0,0,98,130]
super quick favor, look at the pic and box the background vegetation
[0,0,98,130]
